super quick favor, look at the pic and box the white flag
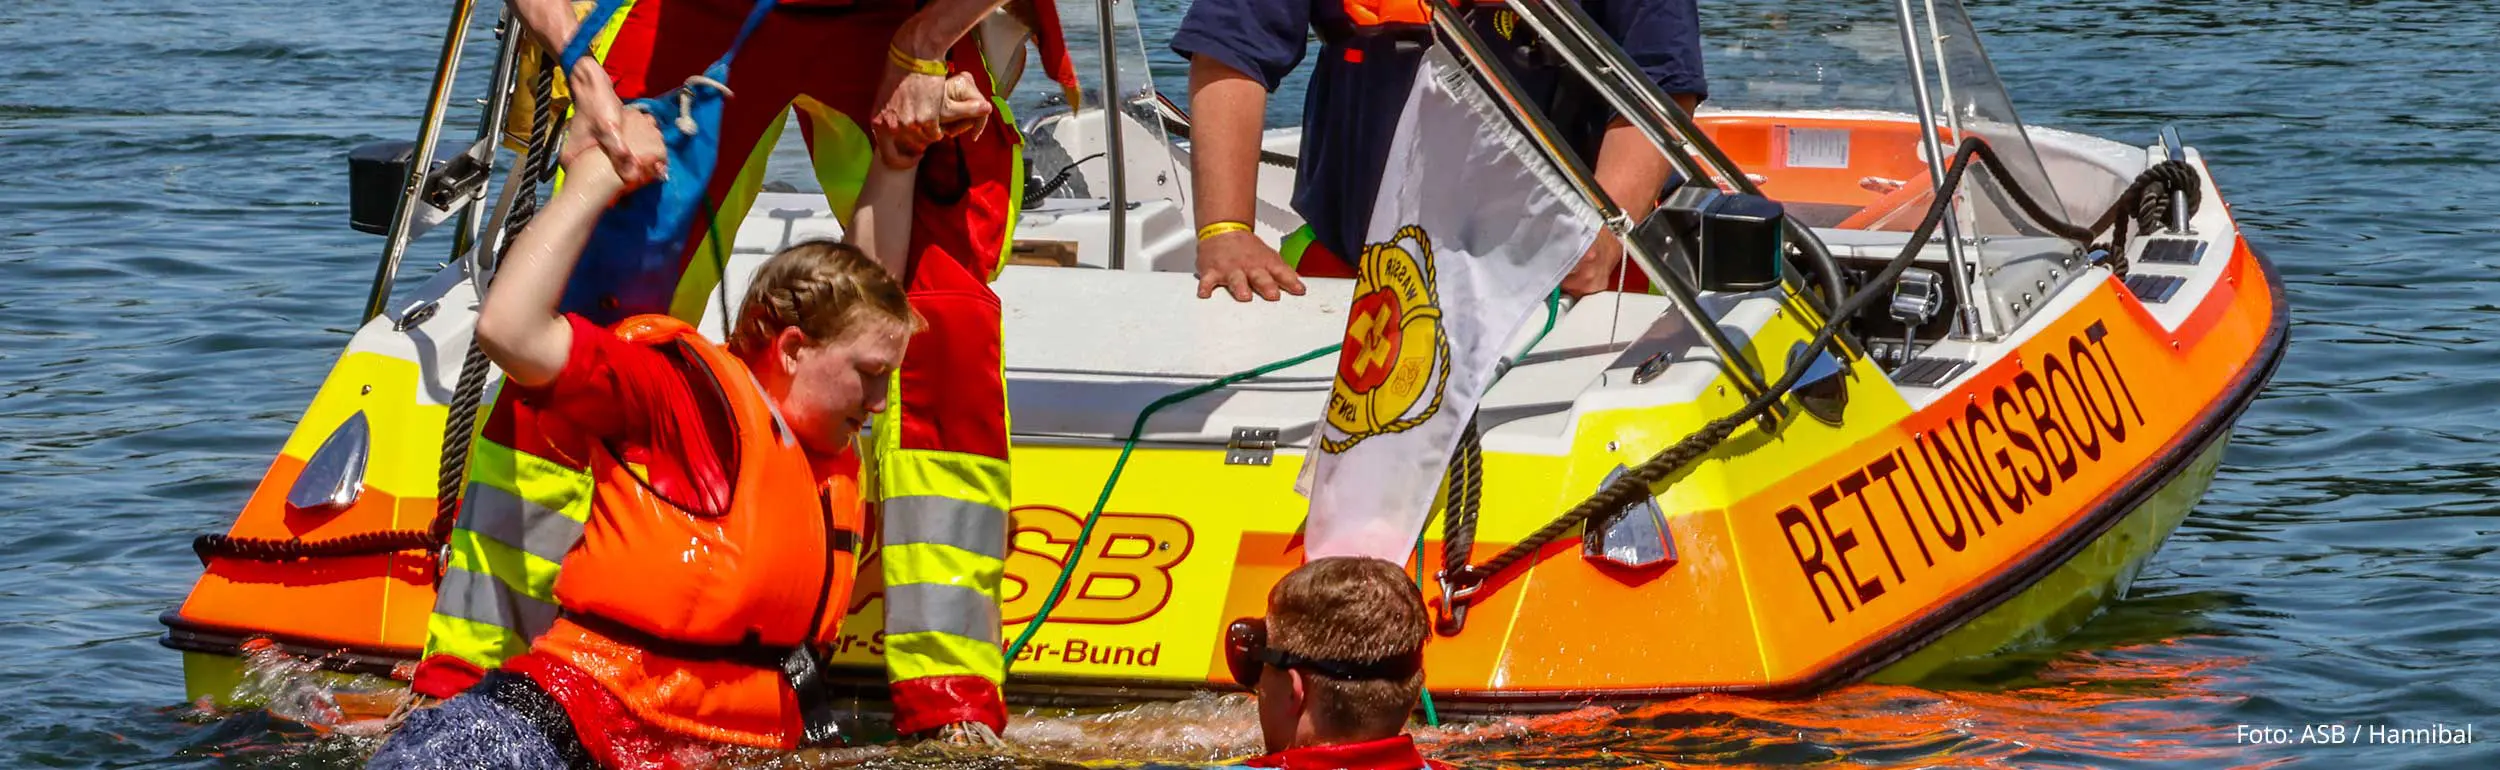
[1301,45,1606,565]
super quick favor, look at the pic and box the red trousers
[596,0,1017,735]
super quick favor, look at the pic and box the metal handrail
[1891,0,1987,340]
[453,12,527,270]
[361,0,482,325]
[1093,0,1130,270]
[1426,6,1782,419]
[1485,0,1855,356]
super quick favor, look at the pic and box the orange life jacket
[1343,0,1433,29]
[529,314,865,750]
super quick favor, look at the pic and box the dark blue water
[5,0,2496,767]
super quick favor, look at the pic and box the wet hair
[724,240,918,360]
[1267,556,1430,738]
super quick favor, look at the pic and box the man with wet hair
[1225,556,1447,769]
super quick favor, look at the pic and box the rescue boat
[161,0,2286,722]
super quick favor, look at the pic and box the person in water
[1171,0,1706,301]
[418,0,1030,744]
[369,104,957,767]
[1223,556,1446,770]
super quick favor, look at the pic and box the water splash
[1003,692,1265,764]
[218,639,419,739]
[165,641,419,766]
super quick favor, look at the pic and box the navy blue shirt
[1172,0,1706,259]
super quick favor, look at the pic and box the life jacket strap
[560,610,796,669]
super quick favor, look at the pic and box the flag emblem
[1324,225,1450,454]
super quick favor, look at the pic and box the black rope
[1441,135,2017,600]
[193,530,441,565]
[2090,160,2203,279]
[1945,152,2203,281]
[1435,417,1484,635]
[431,60,569,547]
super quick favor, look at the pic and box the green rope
[1001,286,1563,684]
[1003,342,1343,667]
[1411,534,1441,727]
[1532,289,1561,353]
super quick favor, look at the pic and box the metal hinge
[1226,427,1280,466]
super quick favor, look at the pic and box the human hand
[1195,230,1305,302]
[560,108,666,198]
[873,71,992,169]
[566,65,668,188]
[1561,231,1624,298]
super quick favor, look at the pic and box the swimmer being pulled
[369,75,993,768]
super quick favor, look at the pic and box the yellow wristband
[887,45,949,77]
[1197,221,1254,241]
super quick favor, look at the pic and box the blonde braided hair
[725,240,920,361]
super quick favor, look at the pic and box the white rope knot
[674,75,733,136]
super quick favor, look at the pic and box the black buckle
[782,646,845,747]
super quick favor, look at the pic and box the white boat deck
[653,114,2241,459]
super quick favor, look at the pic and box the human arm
[872,0,1014,166]
[509,0,584,55]
[1186,56,1303,301]
[849,160,920,280]
[1168,0,1313,301]
[510,0,665,187]
[474,112,664,387]
[852,72,992,277]
[1561,0,1705,296]
[1561,118,1677,296]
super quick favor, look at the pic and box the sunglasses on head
[1223,617,1425,689]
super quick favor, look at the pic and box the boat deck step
[2137,237,2207,265]
[2125,274,2187,303]
[1891,356,1974,388]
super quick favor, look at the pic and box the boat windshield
[1003,0,1192,213]
[1698,0,2103,337]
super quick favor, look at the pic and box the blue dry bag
[552,0,780,326]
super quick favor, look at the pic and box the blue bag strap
[557,0,780,80]
[712,0,782,79]
[557,0,631,76]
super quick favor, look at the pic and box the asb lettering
[1010,636,1166,668]
[1782,321,2146,623]
[1001,505,1194,625]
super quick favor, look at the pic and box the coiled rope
[2094,160,2204,278]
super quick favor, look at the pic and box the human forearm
[849,165,915,279]
[511,0,583,56]
[1186,56,1267,228]
[1592,118,1673,217]
[476,176,616,386]
[892,0,1012,60]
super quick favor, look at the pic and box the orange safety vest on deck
[529,314,865,750]
[1344,0,1432,28]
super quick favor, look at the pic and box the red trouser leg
[870,41,1018,735]
[583,0,1018,735]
